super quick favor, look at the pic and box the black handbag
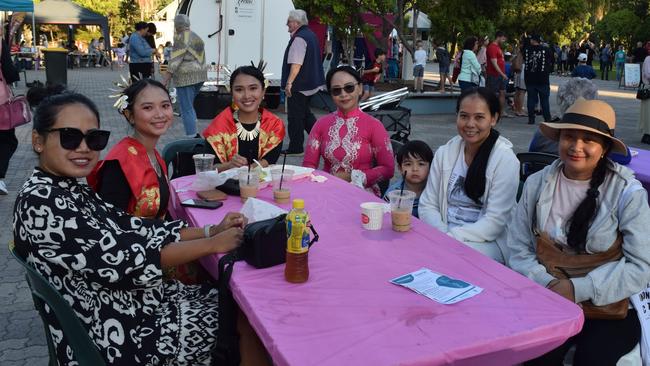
[216,178,240,196]
[637,83,650,100]
[214,214,319,365]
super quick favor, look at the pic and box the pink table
[169,173,583,366]
[628,148,650,196]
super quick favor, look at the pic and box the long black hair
[566,143,612,252]
[456,87,501,204]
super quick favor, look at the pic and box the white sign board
[624,63,641,88]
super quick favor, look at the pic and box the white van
[178,0,295,87]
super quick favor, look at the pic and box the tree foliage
[594,9,641,47]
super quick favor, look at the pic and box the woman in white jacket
[508,98,650,365]
[419,87,520,263]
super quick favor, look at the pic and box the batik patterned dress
[13,169,220,365]
[303,108,395,196]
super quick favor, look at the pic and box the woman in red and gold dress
[203,65,285,170]
[88,78,173,219]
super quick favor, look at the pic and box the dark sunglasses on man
[46,128,111,151]
[329,82,359,97]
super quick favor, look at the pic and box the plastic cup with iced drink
[271,168,294,204]
[238,170,259,202]
[387,190,415,232]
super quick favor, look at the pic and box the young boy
[362,48,386,100]
[383,140,433,218]
[413,41,427,93]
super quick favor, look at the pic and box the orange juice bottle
[285,199,310,283]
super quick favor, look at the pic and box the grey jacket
[507,159,650,306]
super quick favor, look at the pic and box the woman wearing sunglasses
[88,79,173,219]
[303,66,394,196]
[14,89,247,365]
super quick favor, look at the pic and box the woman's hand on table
[211,227,244,253]
[334,170,352,182]
[212,212,248,235]
[547,279,576,302]
[228,154,249,169]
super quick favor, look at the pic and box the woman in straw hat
[507,98,650,365]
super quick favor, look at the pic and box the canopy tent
[0,1,35,48]
[0,0,33,12]
[24,0,110,49]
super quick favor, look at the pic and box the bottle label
[287,211,309,254]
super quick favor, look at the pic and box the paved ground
[0,64,644,364]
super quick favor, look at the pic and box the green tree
[498,0,589,45]
[594,9,641,48]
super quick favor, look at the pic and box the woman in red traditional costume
[88,78,174,219]
[203,65,285,170]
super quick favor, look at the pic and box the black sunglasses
[46,128,110,151]
[330,82,359,97]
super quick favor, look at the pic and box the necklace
[234,110,261,141]
[147,152,161,177]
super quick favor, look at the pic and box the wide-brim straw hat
[539,98,628,155]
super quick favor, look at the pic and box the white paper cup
[193,153,215,173]
[360,202,386,230]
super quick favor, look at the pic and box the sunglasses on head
[330,82,359,97]
[46,128,110,151]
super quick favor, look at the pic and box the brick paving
[0,64,644,364]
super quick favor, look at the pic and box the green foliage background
[295,0,649,53]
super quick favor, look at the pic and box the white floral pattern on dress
[13,169,219,365]
[324,115,361,174]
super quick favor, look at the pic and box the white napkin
[239,198,288,223]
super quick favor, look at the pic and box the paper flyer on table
[390,268,483,304]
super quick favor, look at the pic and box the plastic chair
[516,152,558,200]
[9,242,105,366]
[516,152,558,182]
[161,138,212,179]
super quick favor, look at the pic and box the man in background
[281,9,325,156]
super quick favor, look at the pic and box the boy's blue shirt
[383,178,420,218]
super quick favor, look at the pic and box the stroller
[360,87,411,143]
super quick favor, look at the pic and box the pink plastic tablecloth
[628,148,650,196]
[169,172,583,366]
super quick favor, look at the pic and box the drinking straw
[247,159,251,185]
[397,170,407,209]
[279,151,288,190]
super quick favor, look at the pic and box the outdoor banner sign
[624,63,641,88]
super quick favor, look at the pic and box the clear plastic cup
[193,153,215,173]
[238,170,259,202]
[387,190,416,232]
[271,168,294,204]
